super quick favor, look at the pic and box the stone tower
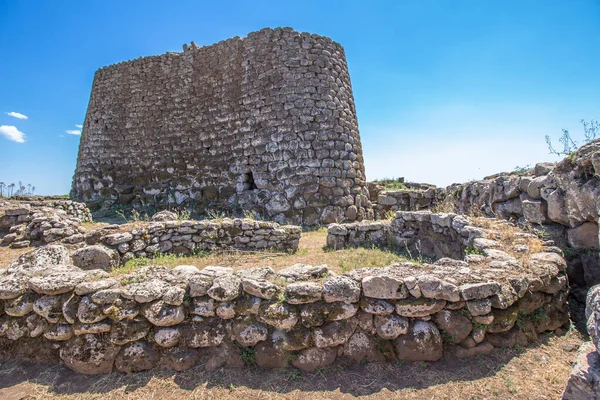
[71,27,371,225]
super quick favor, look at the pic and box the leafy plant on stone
[239,346,256,366]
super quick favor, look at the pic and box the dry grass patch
[111,229,408,276]
[0,329,584,400]
[472,217,547,263]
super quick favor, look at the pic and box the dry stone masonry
[446,138,600,296]
[0,211,569,374]
[82,217,301,265]
[71,27,371,225]
[1,201,92,249]
[367,181,445,219]
[328,211,483,262]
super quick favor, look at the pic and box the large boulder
[8,245,71,274]
[151,210,178,222]
[60,334,121,374]
[71,245,120,271]
[291,347,338,372]
[395,321,443,362]
[562,341,600,400]
[114,341,160,373]
[568,223,599,251]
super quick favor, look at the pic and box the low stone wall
[327,211,476,261]
[0,241,569,374]
[83,218,302,264]
[1,202,91,248]
[1,200,92,224]
[366,182,445,219]
[446,139,600,291]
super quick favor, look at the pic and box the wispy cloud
[75,124,83,128]
[0,125,26,143]
[66,129,81,135]
[6,111,28,120]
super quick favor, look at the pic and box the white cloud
[75,124,83,128]
[0,125,26,143]
[66,129,81,135]
[6,111,28,120]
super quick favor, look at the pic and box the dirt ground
[0,330,584,400]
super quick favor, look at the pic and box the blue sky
[1,1,599,195]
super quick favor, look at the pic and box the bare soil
[0,330,584,400]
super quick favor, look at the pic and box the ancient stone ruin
[2,26,600,397]
[71,27,371,226]
[0,214,568,374]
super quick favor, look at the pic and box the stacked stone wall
[327,211,473,262]
[366,182,445,219]
[81,218,301,265]
[447,139,600,292]
[71,27,371,226]
[0,241,569,374]
[1,202,92,248]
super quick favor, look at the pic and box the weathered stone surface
[460,282,501,301]
[74,278,118,296]
[5,291,35,317]
[323,276,360,303]
[0,316,28,340]
[361,276,407,299]
[359,298,394,315]
[142,301,185,326]
[104,232,133,246]
[9,244,70,273]
[207,274,241,301]
[278,264,331,282]
[562,341,600,400]
[255,340,289,368]
[28,269,87,295]
[241,279,279,300]
[466,299,492,316]
[232,318,268,346]
[122,279,168,303]
[291,347,338,372]
[60,334,121,374]
[258,302,298,330]
[72,28,369,227]
[395,321,443,362]
[71,245,120,271]
[395,298,446,317]
[151,210,178,222]
[284,282,323,304]
[0,274,29,300]
[153,327,181,348]
[33,294,63,322]
[188,275,213,297]
[375,314,409,339]
[73,321,112,335]
[191,297,215,317]
[568,222,600,251]
[343,330,382,361]
[109,318,151,345]
[115,341,160,373]
[44,324,73,341]
[182,318,227,348]
[77,296,107,324]
[313,319,357,348]
[417,276,460,302]
[434,310,472,343]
